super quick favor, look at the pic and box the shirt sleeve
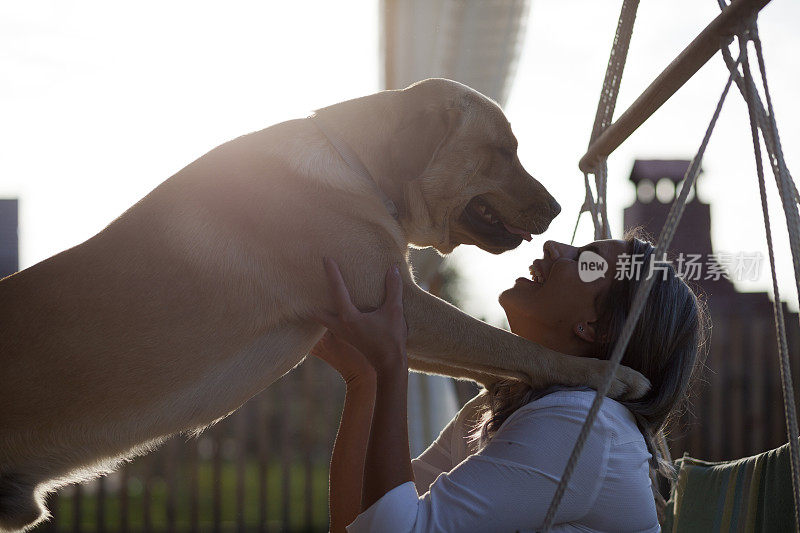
[348,397,612,533]
[411,392,488,493]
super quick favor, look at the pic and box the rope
[571,173,602,245]
[715,2,800,210]
[541,52,743,532]
[594,162,611,240]
[577,0,640,241]
[588,0,640,144]
[719,0,800,524]
[738,28,800,530]
[752,32,800,302]
[720,44,800,205]
[753,25,800,526]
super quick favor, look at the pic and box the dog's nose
[548,197,562,217]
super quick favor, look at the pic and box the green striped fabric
[662,442,796,532]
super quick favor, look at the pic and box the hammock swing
[543,0,800,531]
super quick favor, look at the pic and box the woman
[312,233,708,532]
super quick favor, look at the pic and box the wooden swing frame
[578,0,772,174]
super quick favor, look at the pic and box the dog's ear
[389,105,461,182]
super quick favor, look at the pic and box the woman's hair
[474,227,710,514]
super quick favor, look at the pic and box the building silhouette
[623,159,800,461]
[624,159,776,317]
[0,199,18,278]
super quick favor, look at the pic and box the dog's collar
[311,114,399,221]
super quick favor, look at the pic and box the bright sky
[2,1,798,325]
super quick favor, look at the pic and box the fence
[668,309,800,462]
[31,310,800,531]
[34,357,344,533]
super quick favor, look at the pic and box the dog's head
[391,78,560,255]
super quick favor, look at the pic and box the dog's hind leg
[0,473,46,532]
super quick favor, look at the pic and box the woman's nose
[543,240,558,259]
[544,240,577,260]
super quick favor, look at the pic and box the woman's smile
[529,259,548,284]
[512,258,551,289]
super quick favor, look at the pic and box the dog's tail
[0,474,46,532]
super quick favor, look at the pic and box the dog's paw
[606,364,651,401]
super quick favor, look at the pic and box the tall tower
[623,159,771,316]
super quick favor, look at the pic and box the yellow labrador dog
[0,79,648,531]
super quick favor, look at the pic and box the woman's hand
[312,257,408,376]
[313,257,414,516]
[311,331,376,385]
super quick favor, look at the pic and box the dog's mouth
[458,196,537,253]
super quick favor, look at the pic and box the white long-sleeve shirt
[347,388,660,533]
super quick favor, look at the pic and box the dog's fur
[0,79,648,531]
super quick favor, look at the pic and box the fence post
[236,408,248,533]
[258,392,271,533]
[730,316,745,459]
[212,429,222,533]
[303,362,315,530]
[189,437,199,533]
[280,377,293,530]
[709,316,727,460]
[165,439,177,533]
[71,484,82,533]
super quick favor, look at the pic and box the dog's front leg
[401,283,650,400]
[407,358,523,388]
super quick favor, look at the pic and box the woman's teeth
[529,264,545,284]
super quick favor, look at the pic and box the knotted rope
[572,0,639,243]
[739,25,800,530]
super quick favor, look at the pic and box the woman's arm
[312,258,415,512]
[332,376,376,530]
[311,333,377,532]
[362,358,413,511]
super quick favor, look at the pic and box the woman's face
[498,239,628,356]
